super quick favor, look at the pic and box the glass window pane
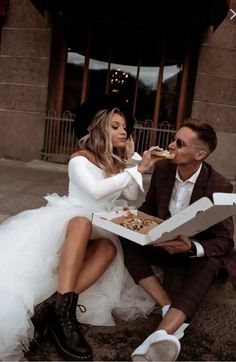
[87,58,109,98]
[160,65,182,125]
[108,63,137,105]
[136,66,159,123]
[63,51,85,111]
[162,65,182,93]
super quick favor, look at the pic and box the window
[56,11,200,129]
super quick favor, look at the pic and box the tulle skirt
[0,194,155,361]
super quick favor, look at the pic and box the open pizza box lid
[92,193,236,246]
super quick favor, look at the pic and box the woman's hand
[137,146,164,174]
[125,136,135,159]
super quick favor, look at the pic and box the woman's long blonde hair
[78,108,127,174]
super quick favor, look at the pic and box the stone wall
[192,0,236,181]
[0,0,51,161]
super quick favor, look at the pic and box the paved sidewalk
[0,158,68,221]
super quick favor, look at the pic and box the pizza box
[92,193,236,246]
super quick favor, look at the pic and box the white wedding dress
[0,155,155,361]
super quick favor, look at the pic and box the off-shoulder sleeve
[69,157,144,201]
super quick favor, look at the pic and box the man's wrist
[186,241,197,257]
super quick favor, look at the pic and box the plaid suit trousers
[120,237,223,319]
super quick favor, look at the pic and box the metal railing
[133,120,175,155]
[41,111,175,164]
[41,110,77,163]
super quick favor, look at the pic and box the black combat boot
[31,292,57,346]
[48,292,93,361]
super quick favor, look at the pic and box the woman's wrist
[137,164,144,174]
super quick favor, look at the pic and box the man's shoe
[48,292,93,361]
[131,330,180,361]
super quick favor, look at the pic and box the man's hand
[154,235,192,254]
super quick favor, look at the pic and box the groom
[121,118,236,361]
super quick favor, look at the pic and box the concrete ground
[1,157,236,361]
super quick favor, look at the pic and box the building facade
[0,0,235,182]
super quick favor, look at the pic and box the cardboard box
[92,193,236,246]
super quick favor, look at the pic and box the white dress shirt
[169,164,204,257]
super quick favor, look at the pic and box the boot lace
[77,303,86,313]
[76,303,89,334]
[58,302,89,338]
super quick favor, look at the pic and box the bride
[0,95,161,361]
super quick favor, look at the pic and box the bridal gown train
[0,155,155,361]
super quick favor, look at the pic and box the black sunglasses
[174,136,205,150]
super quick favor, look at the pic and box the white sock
[162,304,171,317]
[174,322,189,339]
[161,304,189,340]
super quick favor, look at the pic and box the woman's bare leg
[74,238,117,293]
[58,216,92,294]
[58,216,117,295]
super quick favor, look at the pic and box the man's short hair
[179,118,217,153]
